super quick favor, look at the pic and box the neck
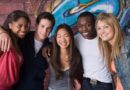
[60,48,70,70]
[34,32,46,42]
[86,33,97,40]
[87,35,96,39]
[60,48,69,56]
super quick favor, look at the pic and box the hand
[0,32,11,52]
[74,79,81,90]
[116,77,124,90]
[44,68,50,90]
[42,45,51,60]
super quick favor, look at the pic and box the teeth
[82,33,88,35]
[60,42,67,46]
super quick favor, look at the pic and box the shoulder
[23,31,35,41]
[43,38,51,47]
[74,33,82,42]
[123,36,130,50]
[26,31,35,38]
[74,33,80,39]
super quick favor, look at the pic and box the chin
[82,35,89,39]
[102,39,108,41]
[18,35,25,38]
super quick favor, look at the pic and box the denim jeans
[82,78,113,90]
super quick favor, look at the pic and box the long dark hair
[50,24,83,85]
[2,10,30,51]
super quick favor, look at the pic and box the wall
[0,0,130,35]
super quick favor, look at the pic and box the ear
[9,23,12,29]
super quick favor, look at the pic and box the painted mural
[0,0,129,35]
[43,0,130,36]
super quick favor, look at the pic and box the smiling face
[35,19,52,41]
[77,16,95,39]
[9,17,29,39]
[56,28,71,49]
[96,20,114,44]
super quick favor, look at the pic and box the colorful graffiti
[44,0,130,36]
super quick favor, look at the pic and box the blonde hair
[95,13,124,70]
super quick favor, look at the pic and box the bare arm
[116,77,124,90]
[0,26,11,52]
[74,79,81,90]
[111,60,124,90]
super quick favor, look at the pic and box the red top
[0,48,22,90]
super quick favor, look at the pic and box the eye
[57,34,61,38]
[25,24,29,29]
[41,25,44,28]
[64,34,69,37]
[46,27,51,31]
[96,27,101,31]
[104,25,109,29]
[87,24,91,27]
[17,24,22,29]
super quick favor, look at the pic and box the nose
[98,28,104,35]
[21,26,28,32]
[81,26,86,32]
[42,28,48,34]
[61,37,66,42]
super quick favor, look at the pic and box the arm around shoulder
[0,26,12,52]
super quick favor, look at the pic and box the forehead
[78,16,93,24]
[14,17,27,23]
[39,19,52,26]
[97,20,109,26]
[57,28,69,34]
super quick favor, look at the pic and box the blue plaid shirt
[115,36,130,90]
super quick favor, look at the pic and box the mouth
[19,32,26,36]
[101,33,107,38]
[60,42,67,46]
[82,32,88,36]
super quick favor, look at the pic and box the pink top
[0,48,22,90]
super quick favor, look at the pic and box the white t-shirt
[34,39,43,54]
[74,33,112,83]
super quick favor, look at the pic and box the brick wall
[0,0,53,28]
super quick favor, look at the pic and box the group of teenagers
[0,9,130,90]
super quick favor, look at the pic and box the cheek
[108,28,114,37]
[78,28,83,32]
[96,30,101,36]
[56,38,60,44]
[67,38,71,44]
[46,30,51,35]
[110,31,114,39]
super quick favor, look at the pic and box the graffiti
[0,0,129,35]
[43,0,129,36]
[44,0,130,35]
[10,0,127,35]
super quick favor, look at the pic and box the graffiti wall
[45,0,130,36]
[0,0,130,35]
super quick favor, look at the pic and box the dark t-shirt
[13,31,49,90]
